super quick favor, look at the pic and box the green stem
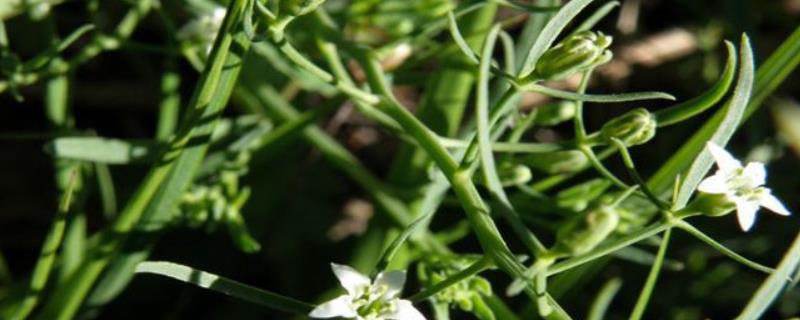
[548,220,672,276]
[0,0,154,94]
[11,172,78,320]
[629,228,671,320]
[358,51,530,282]
[35,2,249,319]
[674,220,775,275]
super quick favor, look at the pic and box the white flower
[309,263,426,320]
[697,142,791,231]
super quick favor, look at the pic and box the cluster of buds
[417,257,494,320]
[173,117,270,253]
[178,172,261,253]
[528,31,613,82]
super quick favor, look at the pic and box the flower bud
[534,101,577,126]
[679,192,735,218]
[280,0,326,17]
[529,31,613,81]
[553,205,620,256]
[475,162,532,187]
[600,108,656,146]
[522,150,588,174]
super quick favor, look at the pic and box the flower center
[725,168,762,199]
[352,284,396,319]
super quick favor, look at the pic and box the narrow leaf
[672,35,754,208]
[136,261,313,314]
[736,229,800,319]
[523,83,675,102]
[654,41,737,127]
[49,137,161,164]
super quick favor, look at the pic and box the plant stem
[629,227,671,320]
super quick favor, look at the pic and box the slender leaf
[629,228,671,320]
[654,41,738,127]
[573,1,620,34]
[736,230,800,319]
[587,277,623,320]
[135,261,313,314]
[48,137,161,164]
[523,83,675,102]
[672,35,754,208]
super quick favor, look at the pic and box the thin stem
[579,144,631,189]
[357,50,531,284]
[629,227,671,320]
[439,137,574,153]
[675,220,776,275]
[610,137,669,209]
[548,220,672,276]
[11,171,78,320]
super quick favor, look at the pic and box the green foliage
[1,0,799,319]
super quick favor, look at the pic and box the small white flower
[309,263,425,320]
[698,142,791,231]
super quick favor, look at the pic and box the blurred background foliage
[1,0,799,319]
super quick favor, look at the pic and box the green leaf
[672,35,754,208]
[587,277,623,320]
[648,26,799,196]
[135,261,313,314]
[374,213,431,274]
[736,230,800,319]
[746,23,800,118]
[48,137,161,164]
[10,171,78,320]
[518,0,595,77]
[573,1,620,34]
[476,24,546,255]
[654,41,737,127]
[628,228,671,320]
[522,83,675,102]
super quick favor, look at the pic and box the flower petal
[374,270,406,299]
[331,263,370,296]
[735,199,760,232]
[309,295,357,319]
[742,162,767,187]
[707,142,741,172]
[386,299,426,320]
[697,173,728,194]
[758,192,791,216]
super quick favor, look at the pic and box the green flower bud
[498,163,532,186]
[600,108,657,146]
[553,205,620,256]
[679,192,735,217]
[522,150,588,174]
[474,162,532,187]
[530,31,613,81]
[534,101,577,126]
[280,0,326,17]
